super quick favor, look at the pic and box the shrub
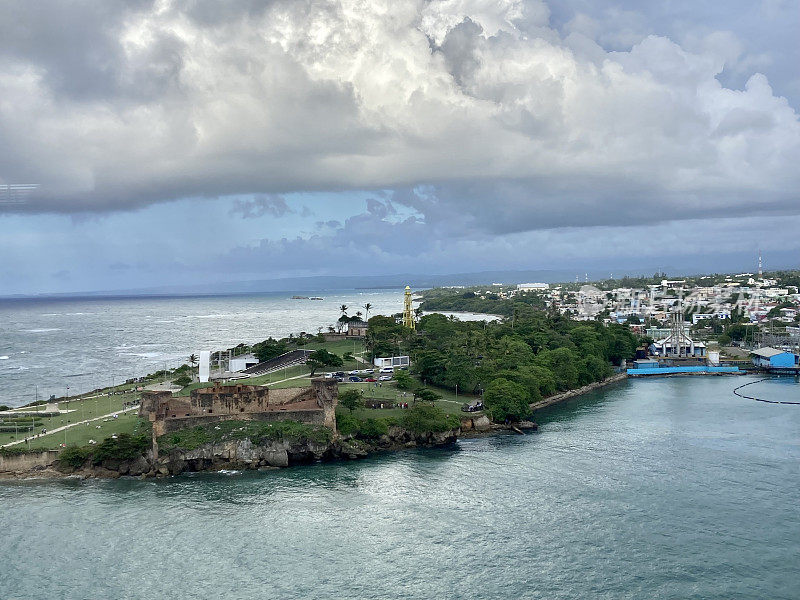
[172,375,192,387]
[57,446,94,469]
[91,433,150,465]
[400,404,459,434]
[338,389,363,413]
[336,413,392,439]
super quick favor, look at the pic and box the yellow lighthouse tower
[402,285,415,329]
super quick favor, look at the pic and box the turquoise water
[2,376,799,599]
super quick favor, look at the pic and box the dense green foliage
[399,403,460,434]
[55,433,150,469]
[90,433,150,464]
[420,289,546,316]
[336,413,394,438]
[306,349,344,375]
[171,375,192,387]
[252,338,289,363]
[483,378,531,422]
[365,315,411,360]
[408,303,636,410]
[57,445,94,468]
[158,420,331,451]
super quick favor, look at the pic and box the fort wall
[140,379,338,438]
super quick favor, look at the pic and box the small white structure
[373,356,410,369]
[229,353,259,372]
[708,351,720,366]
[199,350,211,382]
[651,337,706,357]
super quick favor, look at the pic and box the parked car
[348,376,362,382]
[379,366,394,374]
[335,376,344,382]
[334,371,345,377]
[364,377,376,382]
[349,370,360,375]
[378,375,393,381]
[363,369,374,374]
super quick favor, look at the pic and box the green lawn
[21,413,148,451]
[0,392,140,447]
[341,380,479,418]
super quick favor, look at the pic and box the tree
[413,388,442,404]
[253,338,288,363]
[340,304,348,316]
[363,303,372,321]
[393,369,415,390]
[306,349,343,375]
[483,378,530,423]
[188,354,198,381]
[338,388,363,413]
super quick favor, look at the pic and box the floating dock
[627,366,741,376]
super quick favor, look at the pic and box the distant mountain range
[4,253,796,300]
[0,268,711,300]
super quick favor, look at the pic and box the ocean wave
[0,356,8,360]
[21,328,61,333]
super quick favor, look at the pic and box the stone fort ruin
[139,378,338,437]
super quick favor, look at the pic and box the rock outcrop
[56,426,461,478]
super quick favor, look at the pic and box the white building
[229,353,260,372]
[517,282,549,291]
[373,356,410,369]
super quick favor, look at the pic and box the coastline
[530,372,629,412]
[0,419,540,481]
[1,374,629,482]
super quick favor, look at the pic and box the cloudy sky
[1,0,798,294]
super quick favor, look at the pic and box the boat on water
[291,295,309,299]
[310,297,324,300]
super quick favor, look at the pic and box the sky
[0,0,798,295]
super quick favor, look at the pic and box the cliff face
[56,426,460,478]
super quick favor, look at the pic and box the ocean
[0,290,495,407]
[1,375,799,599]
[0,290,408,406]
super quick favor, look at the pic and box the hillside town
[426,268,800,374]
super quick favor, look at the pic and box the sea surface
[0,290,495,407]
[2,375,799,599]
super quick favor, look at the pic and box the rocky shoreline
[0,420,539,480]
[1,374,629,482]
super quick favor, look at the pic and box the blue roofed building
[749,347,798,369]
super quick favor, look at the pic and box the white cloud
[0,0,796,238]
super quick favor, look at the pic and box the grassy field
[21,412,147,451]
[338,379,480,419]
[0,392,140,447]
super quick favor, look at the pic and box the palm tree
[189,354,198,381]
[363,303,372,321]
[355,310,363,320]
[340,304,348,316]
